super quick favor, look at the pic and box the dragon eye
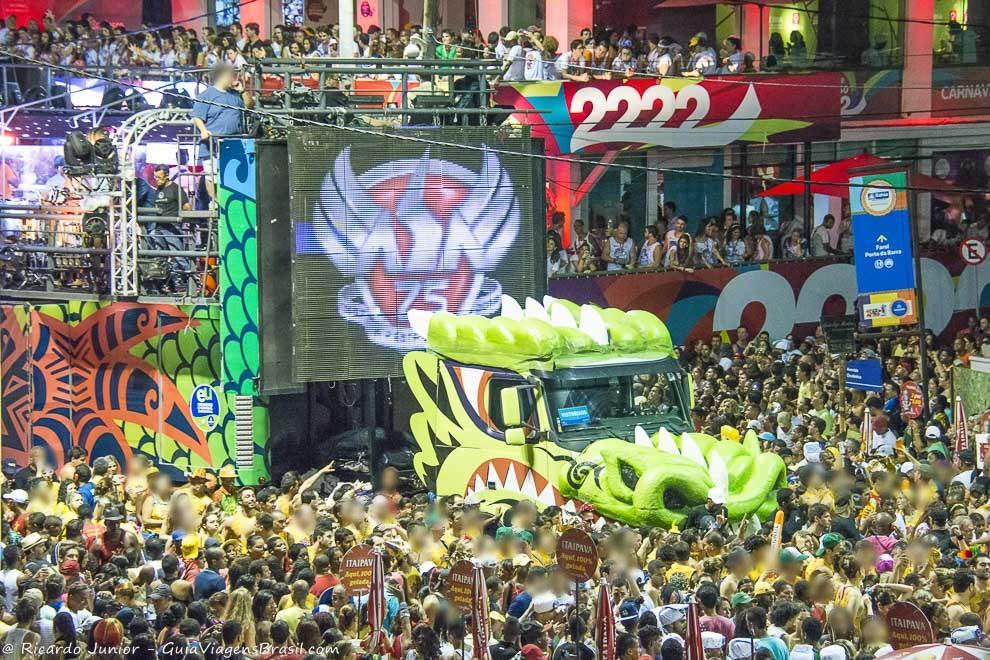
[663,488,685,511]
[620,462,639,490]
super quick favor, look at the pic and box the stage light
[0,133,13,146]
[63,131,93,168]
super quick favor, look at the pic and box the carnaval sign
[492,73,841,155]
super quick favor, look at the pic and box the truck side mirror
[505,428,527,446]
[500,386,525,428]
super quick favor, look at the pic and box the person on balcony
[499,32,526,82]
[191,63,253,203]
[686,32,718,76]
[719,36,745,74]
[638,226,663,271]
[602,221,637,272]
[611,42,641,79]
[810,215,837,257]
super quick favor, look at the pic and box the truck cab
[402,296,785,528]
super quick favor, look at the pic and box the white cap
[418,561,437,576]
[2,489,28,504]
[707,486,726,505]
[702,632,725,650]
[820,645,848,660]
[951,626,982,644]
[657,604,688,627]
[803,442,822,463]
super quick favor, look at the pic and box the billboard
[492,73,842,156]
[850,170,915,294]
[290,127,544,381]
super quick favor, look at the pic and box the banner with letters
[493,73,842,155]
[850,170,915,295]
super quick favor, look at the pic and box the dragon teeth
[487,463,501,489]
[474,475,485,493]
[537,482,557,506]
[503,464,521,492]
[521,470,539,498]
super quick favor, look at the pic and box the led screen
[290,126,544,381]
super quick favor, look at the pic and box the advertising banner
[493,73,842,156]
[845,359,884,393]
[932,66,990,117]
[858,290,918,329]
[850,170,915,294]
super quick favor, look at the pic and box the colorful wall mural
[0,138,271,481]
[0,302,266,481]
[550,251,990,348]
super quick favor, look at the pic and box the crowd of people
[0,303,989,659]
[0,11,798,83]
[546,205,854,277]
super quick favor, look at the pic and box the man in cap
[657,604,688,637]
[685,487,728,531]
[149,582,173,626]
[805,533,842,579]
[500,31,526,82]
[2,490,29,534]
[180,468,213,524]
[88,507,139,564]
[778,547,810,585]
[212,464,239,516]
[21,533,50,572]
[729,591,753,616]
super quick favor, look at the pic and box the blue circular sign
[891,299,908,317]
[190,384,220,431]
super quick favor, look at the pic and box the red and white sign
[899,381,924,420]
[493,74,842,156]
[960,239,988,265]
[977,434,990,470]
[557,528,599,582]
[884,601,936,649]
[340,544,375,596]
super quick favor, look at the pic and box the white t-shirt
[523,48,544,80]
[871,429,897,456]
[503,44,526,81]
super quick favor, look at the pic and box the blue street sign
[845,359,883,393]
[850,173,916,295]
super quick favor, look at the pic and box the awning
[755,153,956,198]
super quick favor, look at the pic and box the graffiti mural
[217,138,268,484]
[550,252,990,347]
[0,302,249,478]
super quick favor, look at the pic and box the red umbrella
[366,549,387,653]
[954,396,970,468]
[471,565,491,660]
[685,601,704,660]
[878,644,990,660]
[755,153,955,198]
[595,579,615,660]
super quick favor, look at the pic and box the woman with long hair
[223,587,257,649]
[724,224,750,265]
[666,234,694,273]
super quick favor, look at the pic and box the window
[214,0,241,27]
[283,0,305,27]
[933,0,984,66]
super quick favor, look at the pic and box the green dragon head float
[402,296,786,529]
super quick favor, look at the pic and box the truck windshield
[543,369,689,436]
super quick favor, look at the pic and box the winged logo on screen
[310,146,521,349]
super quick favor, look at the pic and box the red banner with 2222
[493,72,842,156]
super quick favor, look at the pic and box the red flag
[471,565,491,660]
[595,579,615,660]
[954,396,969,467]
[685,601,704,660]
[367,549,387,653]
